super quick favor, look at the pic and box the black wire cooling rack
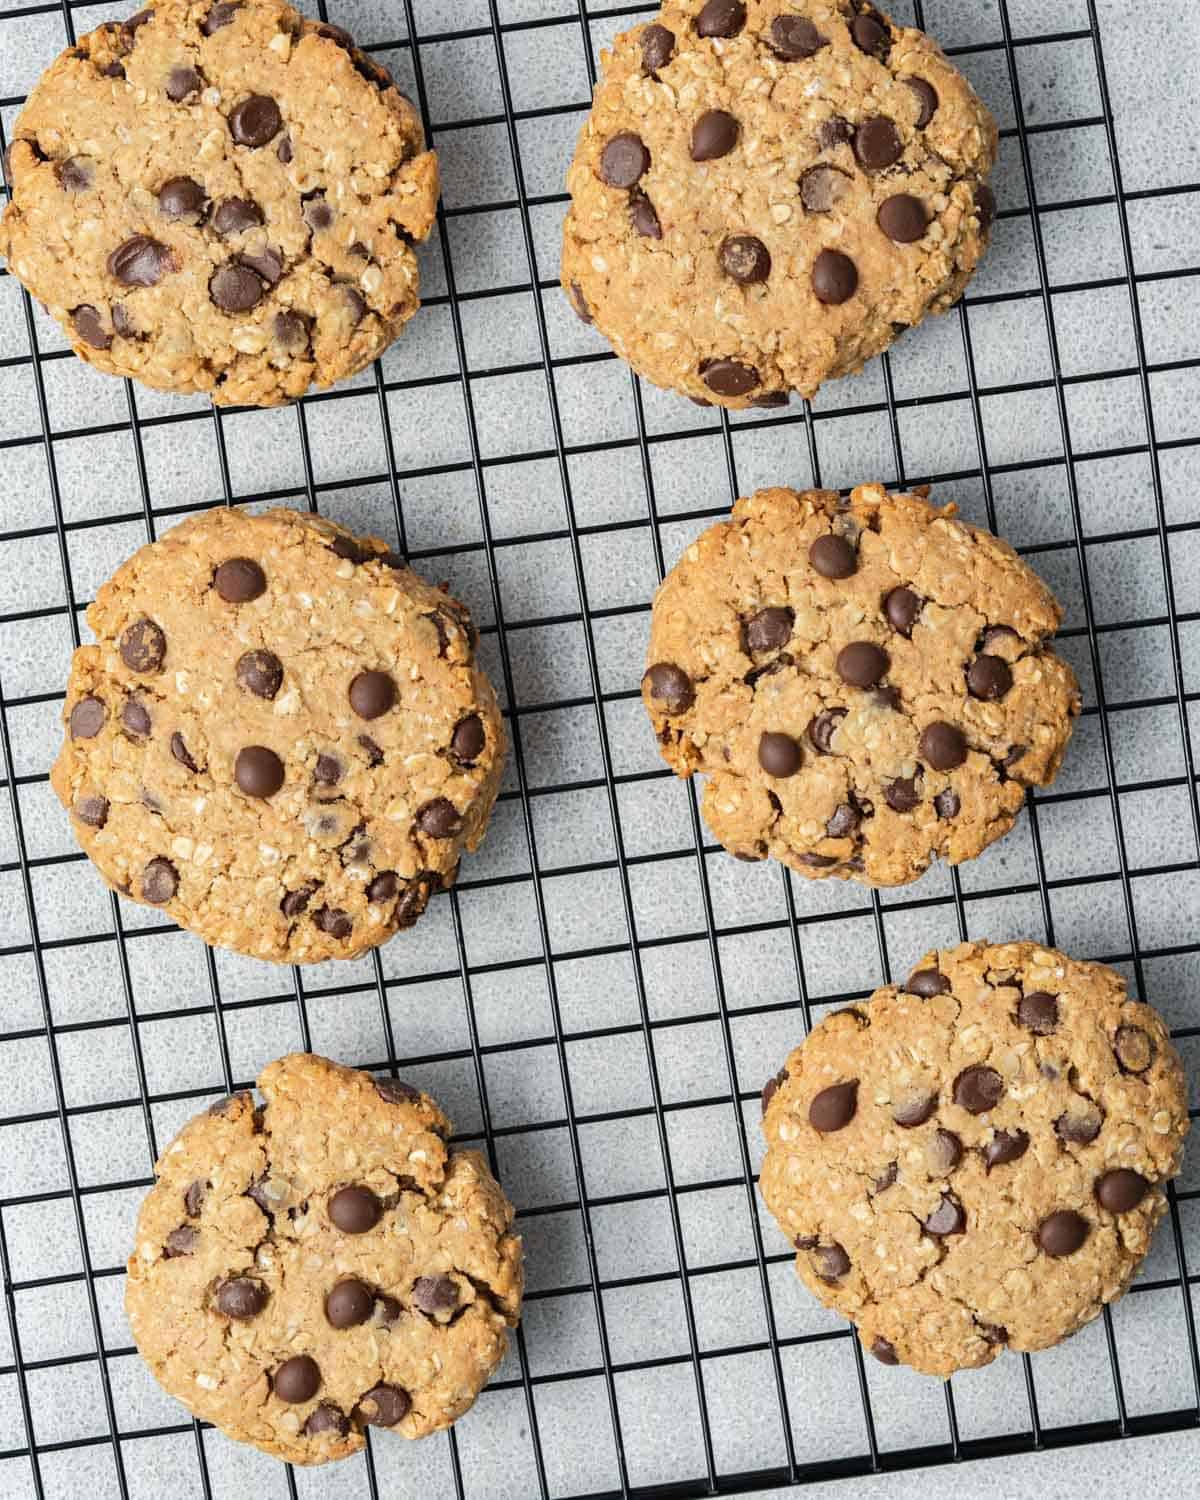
[0,0,1198,1496]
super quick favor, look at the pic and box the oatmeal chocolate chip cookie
[126,1053,523,1464]
[0,0,438,406]
[51,505,503,963]
[760,941,1189,1377]
[642,483,1079,885]
[561,0,997,408]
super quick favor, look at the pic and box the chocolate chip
[837,641,888,689]
[212,557,265,603]
[58,157,94,193]
[920,721,967,771]
[799,164,851,215]
[618,190,659,243]
[691,109,739,162]
[200,1,240,33]
[719,234,770,284]
[807,709,846,755]
[329,1185,380,1234]
[416,798,462,838]
[100,62,126,79]
[926,1129,962,1175]
[924,1194,965,1237]
[878,194,928,243]
[157,176,208,224]
[753,390,790,408]
[699,356,759,396]
[761,1067,788,1114]
[215,1276,267,1319]
[1037,1210,1089,1257]
[313,906,352,938]
[170,731,199,773]
[376,1078,420,1104]
[364,871,397,904]
[851,11,890,59]
[644,662,694,713]
[984,1128,1029,1170]
[75,796,110,828]
[274,1355,321,1403]
[809,1080,858,1133]
[854,117,902,171]
[953,1065,1003,1114]
[934,789,960,819]
[305,1403,349,1438]
[277,134,293,164]
[236,649,283,700]
[892,1092,936,1128]
[209,263,264,313]
[743,607,793,656]
[696,0,745,37]
[164,1225,197,1257]
[758,731,801,777]
[358,734,384,767]
[71,305,112,351]
[881,588,920,638]
[873,1161,898,1194]
[967,655,1013,701]
[600,132,649,188]
[641,23,675,74]
[121,9,153,47]
[235,745,284,798]
[826,803,860,838]
[412,1275,458,1315]
[567,282,591,324]
[798,852,838,869]
[314,754,342,785]
[870,1336,899,1365]
[976,183,997,231]
[214,197,263,236]
[809,533,856,579]
[280,882,318,918]
[347,669,396,720]
[905,77,939,128]
[812,248,858,304]
[906,968,949,997]
[1018,991,1058,1034]
[769,15,827,58]
[814,1242,850,1281]
[229,94,282,147]
[273,310,310,351]
[108,235,172,287]
[355,1383,409,1427]
[1096,1169,1149,1214]
[817,117,854,150]
[326,1278,374,1329]
[69,696,106,739]
[141,856,178,904]
[449,714,486,767]
[1055,1107,1103,1146]
[184,1179,207,1217]
[1114,1023,1156,1075]
[111,304,137,338]
[884,776,920,812]
[977,1321,1008,1345]
[166,65,202,101]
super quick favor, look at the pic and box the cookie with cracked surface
[561,0,997,408]
[642,483,1079,885]
[0,0,438,406]
[760,941,1189,1377]
[126,1053,523,1463]
[51,505,503,963]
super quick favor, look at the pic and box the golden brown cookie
[126,1054,523,1464]
[0,0,438,405]
[561,0,997,408]
[760,941,1189,1377]
[642,483,1080,886]
[51,506,503,963]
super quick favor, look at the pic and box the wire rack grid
[0,0,1198,1496]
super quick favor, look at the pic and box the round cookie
[0,0,438,406]
[760,941,1189,1376]
[642,483,1080,885]
[126,1053,523,1463]
[561,0,997,408]
[51,505,504,963]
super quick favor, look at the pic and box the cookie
[561,0,997,408]
[0,0,438,406]
[126,1053,523,1463]
[760,941,1189,1376]
[51,505,503,963]
[642,484,1079,885]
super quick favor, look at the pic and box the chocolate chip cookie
[0,0,438,406]
[642,483,1079,885]
[126,1053,523,1464]
[51,505,503,963]
[561,0,997,408]
[760,941,1189,1376]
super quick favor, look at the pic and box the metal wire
[0,0,1198,1495]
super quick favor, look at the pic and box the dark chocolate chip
[1096,1169,1149,1214]
[870,1337,899,1365]
[210,263,264,313]
[699,356,758,396]
[355,1383,410,1427]
[884,776,920,812]
[920,721,967,771]
[164,1225,198,1257]
[566,282,591,324]
[906,968,949,997]
[273,310,310,351]
[229,94,282,147]
[450,714,486,766]
[313,906,352,938]
[644,662,694,713]
[629,189,662,239]
[953,1065,1003,1114]
[215,1276,267,1318]
[798,852,838,868]
[758,731,801,777]
[240,244,283,285]
[184,1179,207,1217]
[599,132,649,188]
[166,65,202,102]
[376,1078,421,1104]
[100,62,126,79]
[719,234,770,284]
[329,1185,380,1234]
[416,798,462,838]
[851,11,890,60]
[214,557,266,602]
[348,669,396,720]
[825,802,860,838]
[1055,1107,1103,1146]
[367,871,398,903]
[873,1161,898,1194]
[111,303,137,338]
[696,0,745,37]
[691,109,739,162]
[761,1067,788,1114]
[854,117,903,171]
[70,696,107,739]
[1037,1210,1089,1257]
[769,15,827,59]
[744,606,793,654]
[274,1355,321,1403]
[326,1278,374,1328]
[799,163,851,213]
[200,2,241,34]
[108,235,172,286]
[141,856,178,904]
[121,9,154,47]
[358,734,384,767]
[905,77,939,128]
[814,1242,850,1281]
[170,731,199,773]
[807,708,846,755]
[978,1321,1008,1346]
[812,248,858,304]
[809,533,857,579]
[158,175,208,222]
[809,1080,858,1133]
[1018,991,1059,1034]
[314,753,342,785]
[235,745,284,798]
[214,196,263,235]
[277,134,293,164]
[305,1403,349,1437]
[976,182,997,230]
[984,1128,1029,1170]
[968,655,1013,701]
[884,587,921,636]
[817,116,854,150]
[75,795,110,828]
[641,23,675,75]
[934,789,960,819]
[892,1092,936,1128]
[1114,1024,1156,1075]
[72,305,112,350]
[877,194,928,243]
[926,1129,962,1175]
[58,156,94,193]
[236,649,283,700]
[753,390,790,408]
[280,882,318,918]
[923,1194,965,1237]
[412,1275,458,1315]
[837,641,888,689]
